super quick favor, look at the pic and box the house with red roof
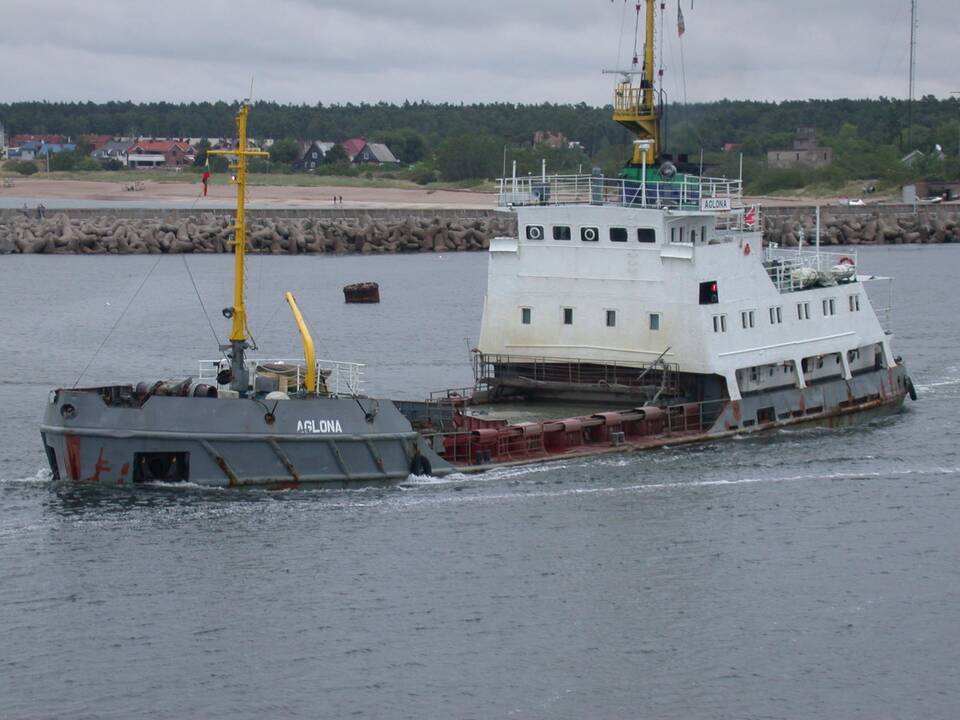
[340,137,367,162]
[127,140,195,169]
[82,134,115,152]
[11,133,66,146]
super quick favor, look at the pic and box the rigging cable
[616,0,630,70]
[181,254,221,346]
[73,254,163,388]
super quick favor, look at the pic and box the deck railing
[474,352,680,395]
[420,397,729,467]
[198,358,365,397]
[762,247,860,293]
[863,276,894,333]
[497,173,743,212]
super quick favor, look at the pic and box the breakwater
[0,209,512,255]
[761,205,960,245]
[1,205,958,254]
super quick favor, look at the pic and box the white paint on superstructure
[478,202,892,401]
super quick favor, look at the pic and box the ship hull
[421,364,911,473]
[40,389,453,488]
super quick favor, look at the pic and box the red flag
[744,206,757,227]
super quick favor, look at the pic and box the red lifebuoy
[839,255,855,265]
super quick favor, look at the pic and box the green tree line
[3,96,959,188]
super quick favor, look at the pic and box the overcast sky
[2,0,956,106]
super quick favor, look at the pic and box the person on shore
[37,203,45,220]
[201,169,211,197]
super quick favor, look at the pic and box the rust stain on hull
[65,434,81,481]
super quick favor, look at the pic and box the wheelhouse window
[553,225,571,241]
[649,313,661,331]
[521,307,531,325]
[606,310,617,327]
[769,306,782,324]
[525,225,544,240]
[637,228,656,243]
[563,307,574,325]
[580,227,599,242]
[609,227,628,242]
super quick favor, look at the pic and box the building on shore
[767,127,832,169]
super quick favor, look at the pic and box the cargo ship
[39,2,915,486]
[401,0,917,472]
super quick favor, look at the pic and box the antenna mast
[207,101,269,395]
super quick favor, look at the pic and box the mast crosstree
[604,0,661,166]
[207,101,269,395]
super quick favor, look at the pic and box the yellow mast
[207,102,269,394]
[610,0,661,166]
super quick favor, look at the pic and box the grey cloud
[1,0,954,104]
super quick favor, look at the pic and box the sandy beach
[0,176,917,211]
[0,177,497,210]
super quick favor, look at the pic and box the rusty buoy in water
[343,282,380,304]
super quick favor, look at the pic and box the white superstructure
[478,174,894,402]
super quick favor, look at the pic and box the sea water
[1,248,958,719]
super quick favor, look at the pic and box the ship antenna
[207,101,269,396]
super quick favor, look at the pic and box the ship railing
[497,173,743,211]
[761,247,860,293]
[714,204,762,232]
[862,275,894,333]
[198,358,366,397]
[474,352,681,395]
[420,397,729,467]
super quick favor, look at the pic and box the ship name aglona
[297,419,344,434]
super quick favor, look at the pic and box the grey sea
[1,247,958,719]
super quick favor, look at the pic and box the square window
[606,310,617,327]
[637,228,656,243]
[609,227,628,242]
[521,307,531,325]
[553,225,571,241]
[563,307,574,325]
[580,227,599,242]
[649,313,660,331]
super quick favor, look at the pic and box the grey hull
[41,389,453,488]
